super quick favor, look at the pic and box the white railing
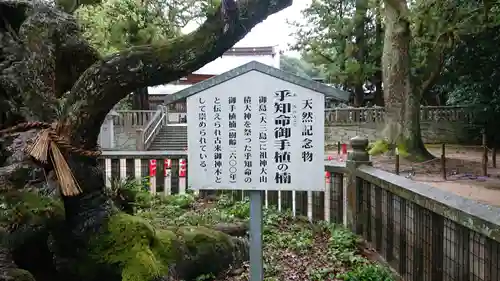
[110,105,472,127]
[136,106,167,150]
[113,110,157,128]
[99,150,347,222]
[324,105,472,125]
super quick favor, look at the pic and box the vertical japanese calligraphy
[228,97,237,183]
[187,70,325,192]
[301,98,314,163]
[197,97,208,170]
[213,97,223,183]
[273,90,293,184]
[258,96,268,183]
[243,96,253,183]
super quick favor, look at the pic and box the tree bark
[131,87,150,110]
[62,0,293,145]
[382,0,433,161]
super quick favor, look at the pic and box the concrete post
[99,114,115,149]
[136,128,144,150]
[345,136,371,232]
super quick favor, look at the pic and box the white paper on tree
[187,70,325,191]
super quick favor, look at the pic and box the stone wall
[325,121,472,145]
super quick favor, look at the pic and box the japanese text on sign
[259,96,268,183]
[198,98,208,170]
[301,98,314,163]
[243,96,253,183]
[187,72,325,191]
[213,97,222,183]
[273,90,293,184]
[228,97,237,183]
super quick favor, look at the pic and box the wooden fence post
[345,136,371,231]
[482,131,488,177]
[492,147,497,168]
[441,143,446,180]
[395,148,400,175]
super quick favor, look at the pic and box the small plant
[309,268,337,281]
[337,264,395,281]
[107,176,142,214]
[195,273,215,281]
[328,226,367,266]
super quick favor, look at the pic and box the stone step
[149,146,186,150]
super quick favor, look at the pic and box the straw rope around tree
[0,121,101,196]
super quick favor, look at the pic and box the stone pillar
[345,136,371,232]
[99,114,115,149]
[136,129,144,150]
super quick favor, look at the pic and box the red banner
[164,159,172,177]
[149,159,157,177]
[325,171,331,184]
[341,143,348,155]
[179,158,187,178]
[164,159,172,169]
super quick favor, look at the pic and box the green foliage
[280,55,325,79]
[337,264,394,281]
[327,225,365,266]
[76,0,208,56]
[80,191,394,281]
[0,190,64,230]
[368,140,409,158]
[107,176,152,213]
[290,0,381,94]
[433,26,500,144]
[136,193,395,280]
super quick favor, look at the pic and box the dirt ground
[329,145,500,207]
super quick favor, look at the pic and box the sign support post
[249,190,263,281]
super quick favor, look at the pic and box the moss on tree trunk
[1,190,248,281]
[81,214,247,281]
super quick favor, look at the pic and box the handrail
[136,106,166,150]
[145,114,164,144]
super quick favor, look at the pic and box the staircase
[148,125,187,151]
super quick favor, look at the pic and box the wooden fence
[324,105,473,125]
[99,139,500,281]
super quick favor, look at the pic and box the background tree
[0,0,291,280]
[291,0,384,107]
[280,55,325,78]
[432,26,500,145]
[379,0,497,160]
[76,0,211,109]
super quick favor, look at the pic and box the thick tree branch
[64,0,292,146]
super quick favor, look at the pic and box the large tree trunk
[352,0,368,108]
[0,0,292,279]
[131,88,150,110]
[382,0,433,161]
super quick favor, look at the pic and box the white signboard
[187,70,325,191]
